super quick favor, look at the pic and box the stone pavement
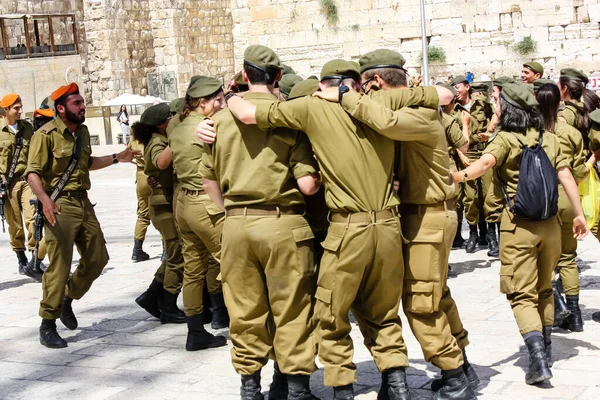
[1,144,599,400]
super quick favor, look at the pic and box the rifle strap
[49,135,82,202]
[5,129,24,187]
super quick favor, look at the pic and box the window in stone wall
[27,16,52,55]
[1,17,28,58]
[51,15,76,53]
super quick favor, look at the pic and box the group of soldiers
[1,44,600,400]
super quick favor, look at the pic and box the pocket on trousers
[321,224,345,252]
[499,264,515,294]
[315,285,335,324]
[403,226,443,282]
[292,224,315,243]
[403,280,435,314]
[149,193,171,207]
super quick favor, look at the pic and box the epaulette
[36,120,57,135]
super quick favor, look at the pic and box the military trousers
[148,193,184,294]
[315,212,407,387]
[5,179,47,258]
[176,190,223,316]
[221,213,317,376]
[40,196,109,319]
[464,153,492,225]
[401,205,467,371]
[484,175,504,224]
[499,208,561,334]
[134,168,151,241]
[556,186,580,295]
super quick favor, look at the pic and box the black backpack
[498,130,559,220]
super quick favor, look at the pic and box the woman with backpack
[451,83,588,386]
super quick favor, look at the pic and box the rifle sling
[5,129,24,187]
[49,135,82,202]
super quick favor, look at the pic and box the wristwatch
[462,171,469,182]
[224,92,235,102]
[339,85,350,103]
[112,153,119,164]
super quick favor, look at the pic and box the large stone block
[470,32,491,47]
[549,25,565,41]
[431,17,463,35]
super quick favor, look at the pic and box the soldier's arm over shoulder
[483,132,508,166]
[367,86,439,110]
[289,131,318,179]
[256,97,309,133]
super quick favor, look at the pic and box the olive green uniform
[256,86,436,386]
[25,118,109,319]
[201,92,319,376]
[342,90,469,370]
[442,113,467,200]
[554,122,587,296]
[0,118,47,259]
[558,101,584,130]
[485,128,569,334]
[170,111,223,316]
[589,121,600,241]
[144,133,184,294]
[130,139,151,242]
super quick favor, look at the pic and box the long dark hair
[536,84,561,133]
[499,98,544,134]
[131,122,156,146]
[118,104,128,118]
[179,89,223,122]
[559,76,598,134]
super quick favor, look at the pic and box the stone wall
[231,0,600,79]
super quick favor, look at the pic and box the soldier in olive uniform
[452,83,588,385]
[589,109,600,242]
[521,62,544,84]
[132,104,186,325]
[129,137,151,262]
[200,46,321,400]
[26,83,138,348]
[170,76,229,351]
[1,93,47,279]
[205,57,453,399]
[278,74,303,101]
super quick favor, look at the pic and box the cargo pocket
[149,193,172,207]
[403,227,443,282]
[315,286,335,324]
[499,264,515,294]
[292,224,316,275]
[321,224,344,253]
[403,280,435,314]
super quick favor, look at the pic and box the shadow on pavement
[0,278,37,291]
[448,259,493,279]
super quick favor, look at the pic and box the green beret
[320,59,361,81]
[244,45,282,70]
[560,68,588,84]
[186,75,222,99]
[493,76,516,88]
[437,83,457,98]
[590,109,600,125]
[307,75,318,80]
[500,83,539,110]
[450,75,469,86]
[168,98,184,113]
[141,103,171,126]
[278,74,303,95]
[523,61,544,75]
[533,78,557,92]
[288,78,320,100]
[359,49,406,73]
[470,82,489,93]
[282,64,296,75]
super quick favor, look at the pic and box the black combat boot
[159,290,186,324]
[524,335,552,385]
[20,254,42,282]
[199,286,213,324]
[452,212,465,249]
[377,367,410,400]
[287,374,320,400]
[485,222,499,257]
[432,367,477,400]
[60,297,78,330]
[333,384,354,400]
[16,250,28,274]
[552,281,570,327]
[39,319,67,348]
[27,251,47,276]
[135,279,163,319]
[477,218,488,246]
[241,370,264,400]
[210,291,230,329]
[269,362,288,400]
[131,239,150,262]
[185,314,227,351]
[431,350,479,391]
[561,295,584,332]
[465,225,478,254]
[542,326,553,367]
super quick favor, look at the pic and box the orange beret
[50,83,79,102]
[34,108,55,118]
[0,93,21,109]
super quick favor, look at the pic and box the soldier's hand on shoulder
[478,132,492,142]
[461,110,471,126]
[196,119,216,145]
[312,87,339,103]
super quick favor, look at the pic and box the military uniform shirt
[144,133,174,189]
[559,101,584,130]
[200,92,317,208]
[554,121,587,183]
[442,113,468,155]
[129,138,146,169]
[590,126,600,152]
[484,128,569,197]
[170,111,206,191]
[452,98,491,151]
[25,118,93,192]
[0,118,34,179]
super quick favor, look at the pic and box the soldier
[1,93,46,280]
[132,104,186,325]
[278,74,303,101]
[589,109,600,242]
[129,137,151,262]
[451,83,588,385]
[202,57,453,399]
[25,83,138,348]
[199,45,321,400]
[521,62,544,84]
[170,76,229,351]
[451,76,495,254]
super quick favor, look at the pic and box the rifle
[30,196,44,260]
[0,182,7,233]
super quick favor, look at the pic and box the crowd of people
[1,45,600,400]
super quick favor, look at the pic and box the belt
[153,187,173,196]
[57,190,88,199]
[182,188,206,195]
[329,208,398,223]
[226,205,304,217]
[400,199,455,215]
[469,142,486,151]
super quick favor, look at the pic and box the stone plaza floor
[1,145,599,400]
